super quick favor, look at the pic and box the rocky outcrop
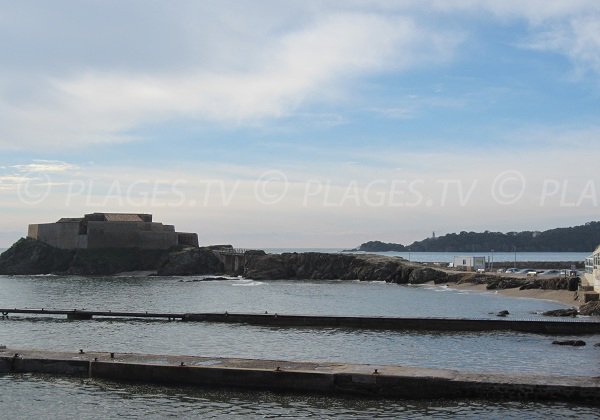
[519,277,575,291]
[0,238,171,275]
[0,238,73,275]
[579,301,600,316]
[242,252,450,284]
[156,248,224,276]
[458,275,576,291]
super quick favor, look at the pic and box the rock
[579,301,600,316]
[0,238,231,276]
[496,310,510,317]
[240,252,452,283]
[0,238,74,275]
[542,308,578,317]
[408,267,448,284]
[552,340,586,346]
[519,278,571,290]
[594,343,600,347]
[0,238,176,275]
[487,278,526,290]
[157,248,224,276]
[67,247,166,275]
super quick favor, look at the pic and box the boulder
[408,267,448,284]
[496,310,510,317]
[542,308,578,317]
[552,340,586,346]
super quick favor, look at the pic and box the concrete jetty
[2,308,600,334]
[1,347,598,403]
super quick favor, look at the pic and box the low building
[453,256,486,272]
[28,213,198,250]
[583,245,600,294]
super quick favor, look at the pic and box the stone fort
[28,213,198,250]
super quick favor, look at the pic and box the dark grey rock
[408,267,448,284]
[157,248,224,276]
[0,238,166,275]
[552,340,586,346]
[542,308,578,317]
[496,310,510,317]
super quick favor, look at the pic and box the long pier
[1,348,598,403]
[2,308,600,334]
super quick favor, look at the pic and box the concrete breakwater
[2,308,600,334]
[1,348,598,403]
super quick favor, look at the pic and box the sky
[0,0,599,248]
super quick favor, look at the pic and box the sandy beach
[447,282,580,308]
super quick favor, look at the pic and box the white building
[584,245,600,294]
[453,256,486,271]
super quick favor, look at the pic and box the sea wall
[1,348,598,403]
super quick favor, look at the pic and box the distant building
[28,213,198,250]
[584,245,600,294]
[453,256,486,272]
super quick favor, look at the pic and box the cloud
[11,160,79,173]
[525,16,600,76]
[0,1,598,151]
[0,6,460,150]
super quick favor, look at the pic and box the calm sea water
[1,274,599,418]
[1,374,598,419]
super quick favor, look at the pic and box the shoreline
[445,282,580,308]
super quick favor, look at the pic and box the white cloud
[0,1,598,151]
[11,160,79,173]
[525,16,600,76]
[0,8,460,149]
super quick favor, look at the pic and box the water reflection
[0,374,596,419]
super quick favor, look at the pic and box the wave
[232,280,265,287]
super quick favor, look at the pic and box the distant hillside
[353,222,600,253]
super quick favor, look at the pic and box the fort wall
[26,213,198,250]
[86,222,179,249]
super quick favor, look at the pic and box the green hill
[354,221,600,252]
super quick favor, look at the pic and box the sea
[0,248,598,418]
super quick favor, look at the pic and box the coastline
[445,282,580,308]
